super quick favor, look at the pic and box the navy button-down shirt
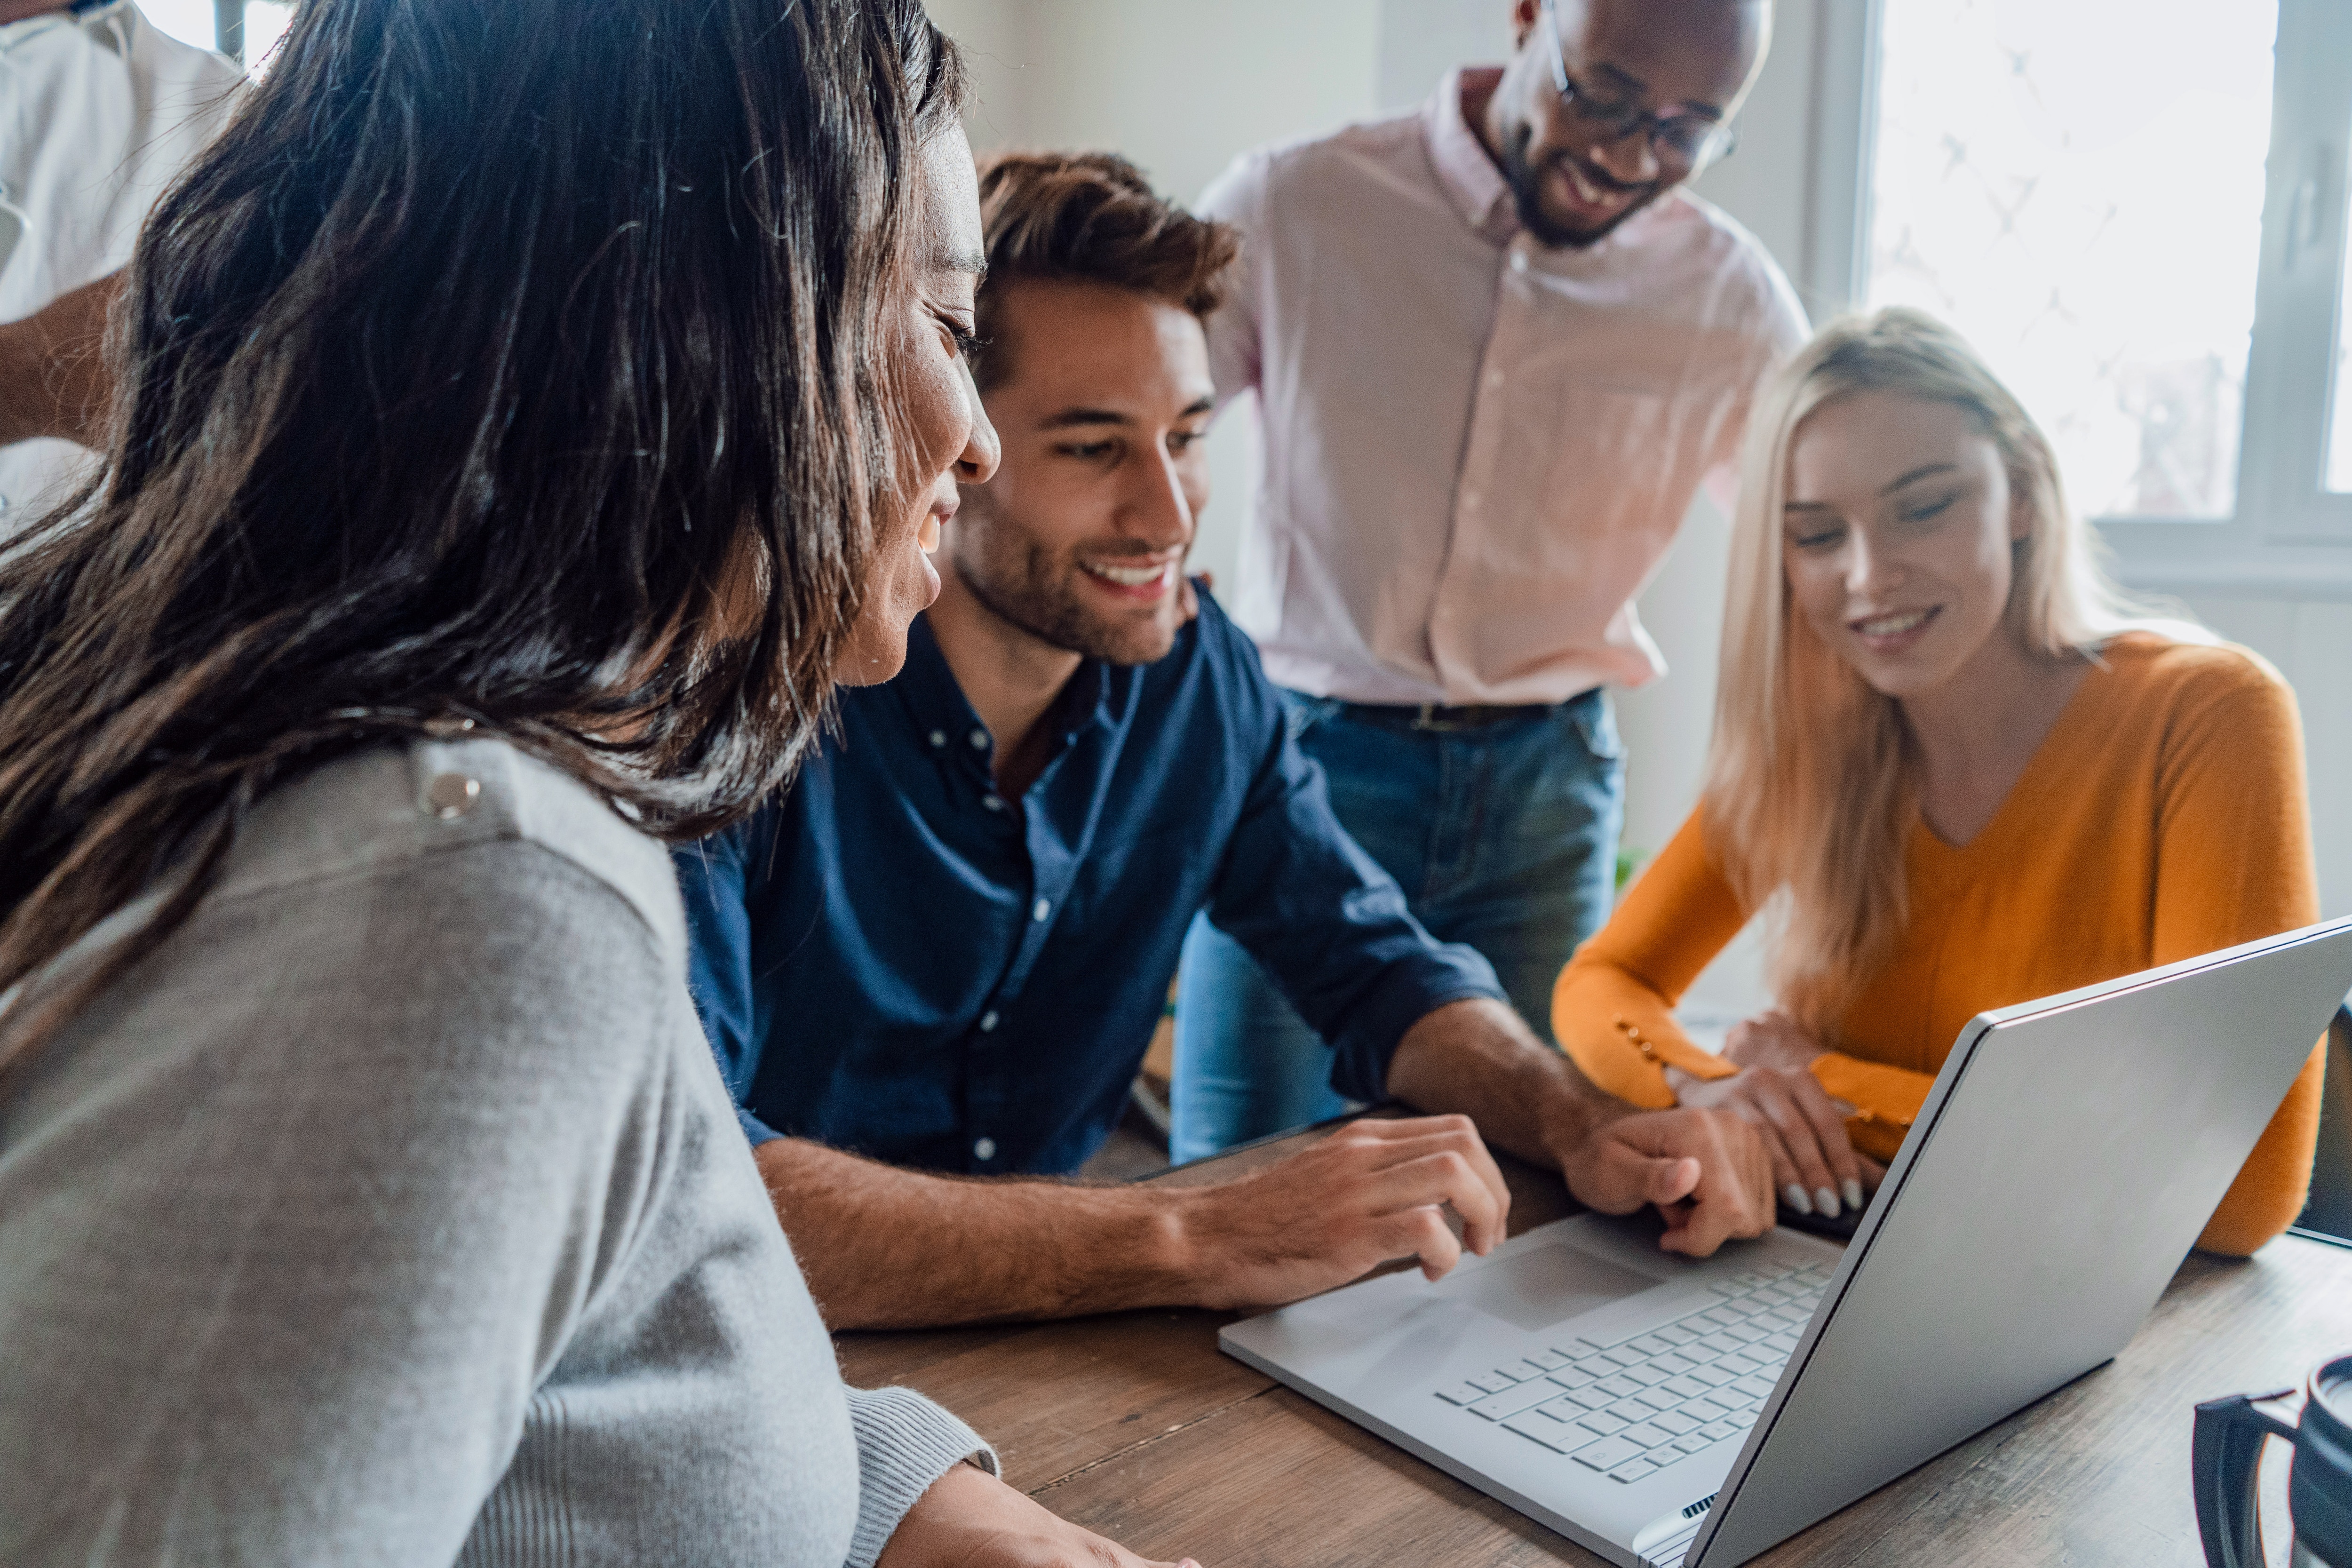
[675,593,1503,1178]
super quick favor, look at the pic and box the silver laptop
[1222,917,2352,1568]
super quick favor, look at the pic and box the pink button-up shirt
[1200,69,1807,706]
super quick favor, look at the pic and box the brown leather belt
[1339,700,1558,733]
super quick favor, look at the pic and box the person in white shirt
[1172,0,1808,1158]
[0,0,243,533]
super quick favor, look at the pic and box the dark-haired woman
[0,3,1188,1565]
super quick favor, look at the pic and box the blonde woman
[1552,307,2325,1257]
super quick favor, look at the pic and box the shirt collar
[1056,655,1112,736]
[893,612,1116,769]
[1425,66,1519,244]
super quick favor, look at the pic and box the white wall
[925,0,2352,1012]
[1373,0,1502,112]
[939,1,1382,215]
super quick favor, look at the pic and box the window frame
[210,0,246,62]
[1812,0,2352,599]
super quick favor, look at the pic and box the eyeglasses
[1537,0,1737,175]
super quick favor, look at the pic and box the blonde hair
[1703,307,2188,1035]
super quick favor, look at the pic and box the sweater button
[973,1137,997,1161]
[423,773,480,820]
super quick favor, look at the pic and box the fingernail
[1842,1178,1865,1212]
[1782,1182,1812,1216]
[1813,1186,1840,1218]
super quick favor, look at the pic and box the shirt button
[973,1137,997,1161]
[1486,369,1504,389]
[1510,250,1529,274]
[969,728,989,749]
[1463,490,1482,510]
[979,1010,1000,1032]
[1032,898,1051,922]
[928,730,947,748]
[982,795,1004,812]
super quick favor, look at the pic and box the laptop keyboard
[1433,1257,1831,1486]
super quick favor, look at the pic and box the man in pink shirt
[1173,0,1807,1157]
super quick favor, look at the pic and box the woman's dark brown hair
[0,0,964,1063]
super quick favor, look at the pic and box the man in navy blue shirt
[677,152,1772,1329]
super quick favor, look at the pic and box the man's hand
[1171,1114,1509,1310]
[1553,1106,1776,1257]
[1666,1010,1878,1219]
[1384,998,1779,1258]
[756,1118,1503,1329]
[877,1461,1198,1568]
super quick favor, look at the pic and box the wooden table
[837,1125,2352,1566]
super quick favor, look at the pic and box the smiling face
[1780,390,2032,701]
[1488,0,1765,247]
[945,278,1213,666]
[833,125,1002,686]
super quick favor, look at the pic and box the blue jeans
[1170,688,1625,1162]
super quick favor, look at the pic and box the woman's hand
[1668,1012,1878,1220]
[877,1461,1199,1568]
[1720,1009,1827,1074]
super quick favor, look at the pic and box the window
[142,0,293,70]
[1836,0,2352,594]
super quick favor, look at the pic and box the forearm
[1553,957,1731,1107]
[1549,816,1749,1105]
[754,1138,1197,1329]
[1383,997,1629,1170]
[0,274,119,448]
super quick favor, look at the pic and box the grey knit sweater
[0,737,993,1565]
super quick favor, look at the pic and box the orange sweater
[1553,636,2326,1257]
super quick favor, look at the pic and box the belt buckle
[1412,702,1472,732]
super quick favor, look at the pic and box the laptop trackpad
[1454,1240,1661,1331]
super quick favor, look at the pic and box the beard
[1496,122,1659,249]
[953,536,1177,668]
